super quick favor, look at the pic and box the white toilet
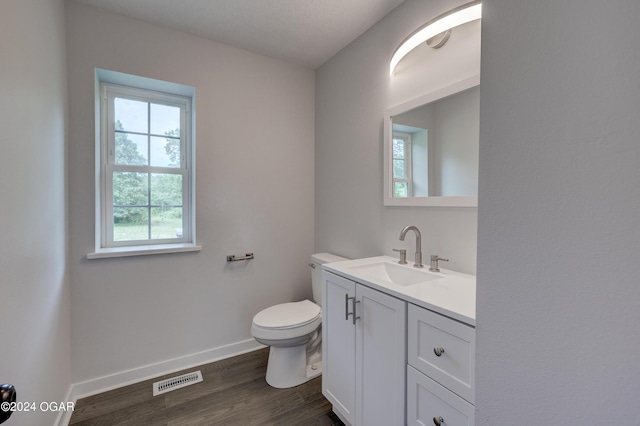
[251,252,347,388]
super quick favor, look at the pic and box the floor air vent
[153,370,203,396]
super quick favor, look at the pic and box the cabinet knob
[433,347,445,357]
[433,416,444,426]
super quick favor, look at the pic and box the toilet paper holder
[226,252,254,262]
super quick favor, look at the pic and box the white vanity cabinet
[321,256,476,426]
[322,271,407,426]
[406,304,476,426]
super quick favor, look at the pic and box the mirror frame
[383,74,480,207]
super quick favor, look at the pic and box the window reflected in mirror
[392,132,412,198]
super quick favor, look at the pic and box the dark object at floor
[0,384,16,424]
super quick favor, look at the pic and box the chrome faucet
[392,248,407,264]
[429,255,449,272]
[399,225,423,268]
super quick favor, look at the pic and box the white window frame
[89,74,200,259]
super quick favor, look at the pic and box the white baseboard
[54,385,75,426]
[56,339,265,426]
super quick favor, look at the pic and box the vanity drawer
[408,304,475,403]
[407,365,474,426]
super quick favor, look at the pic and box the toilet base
[265,338,322,388]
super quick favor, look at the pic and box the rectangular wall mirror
[384,75,479,207]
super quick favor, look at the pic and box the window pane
[150,103,180,136]
[394,182,408,198]
[150,207,182,239]
[114,98,148,133]
[113,172,148,206]
[115,133,148,165]
[150,173,182,206]
[150,136,180,168]
[393,159,406,179]
[392,139,405,159]
[113,207,149,241]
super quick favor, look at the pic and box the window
[90,72,199,258]
[392,132,412,198]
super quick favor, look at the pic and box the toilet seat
[253,300,320,329]
[251,300,321,341]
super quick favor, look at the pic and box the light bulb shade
[390,1,482,75]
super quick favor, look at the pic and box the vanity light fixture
[389,0,482,75]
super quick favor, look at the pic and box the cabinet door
[407,366,474,426]
[355,284,407,426]
[322,271,356,425]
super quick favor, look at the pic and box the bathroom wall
[477,1,640,423]
[0,0,71,424]
[315,0,480,275]
[66,1,315,385]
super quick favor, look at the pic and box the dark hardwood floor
[70,348,344,426]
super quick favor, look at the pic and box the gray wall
[66,2,315,384]
[0,0,71,424]
[315,0,480,275]
[433,87,479,197]
[477,1,640,423]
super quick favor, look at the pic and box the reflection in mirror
[384,75,479,207]
[393,86,478,197]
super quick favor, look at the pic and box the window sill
[87,243,202,259]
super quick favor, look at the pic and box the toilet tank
[310,253,349,306]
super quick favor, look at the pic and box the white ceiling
[73,0,406,69]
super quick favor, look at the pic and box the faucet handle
[392,248,408,265]
[429,255,449,272]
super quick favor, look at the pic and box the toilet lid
[253,300,321,329]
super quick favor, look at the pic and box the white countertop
[323,255,476,326]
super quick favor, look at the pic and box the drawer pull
[434,347,445,357]
[345,295,360,324]
[433,416,445,426]
[352,298,360,325]
[345,294,353,320]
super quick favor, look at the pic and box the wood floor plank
[168,382,305,426]
[167,376,301,425]
[70,348,344,426]
[70,396,166,426]
[70,380,159,424]
[164,349,268,408]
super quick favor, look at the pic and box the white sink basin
[348,261,441,286]
[323,256,476,325]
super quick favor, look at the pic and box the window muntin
[101,83,192,248]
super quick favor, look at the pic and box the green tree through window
[111,122,183,238]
